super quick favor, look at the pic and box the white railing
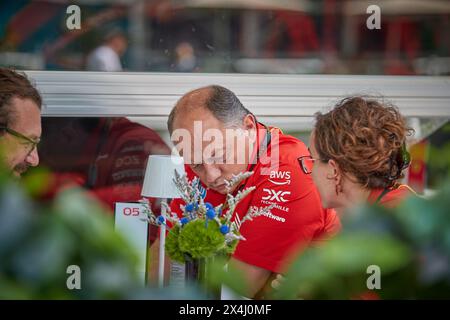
[27,71,450,131]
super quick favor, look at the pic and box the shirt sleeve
[169,197,184,217]
[232,161,328,273]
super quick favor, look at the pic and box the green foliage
[165,217,240,264]
[205,256,249,297]
[177,219,227,260]
[0,168,205,299]
[428,142,450,186]
[270,180,450,299]
[165,224,185,263]
[21,167,52,198]
[0,179,139,298]
[271,233,412,299]
[221,238,238,256]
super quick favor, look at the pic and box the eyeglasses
[298,155,326,175]
[0,125,40,154]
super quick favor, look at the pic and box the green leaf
[273,233,412,299]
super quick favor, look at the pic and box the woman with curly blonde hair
[300,96,416,214]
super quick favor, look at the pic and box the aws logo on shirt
[268,171,291,186]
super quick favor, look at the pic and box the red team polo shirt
[170,123,340,273]
[367,184,416,208]
[44,118,170,210]
[86,118,170,207]
[42,118,170,243]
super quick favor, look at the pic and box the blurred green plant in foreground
[1,153,449,299]
[207,173,450,299]
[0,166,203,299]
[266,179,450,299]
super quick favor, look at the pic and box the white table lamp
[141,155,185,287]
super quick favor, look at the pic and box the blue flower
[205,202,214,210]
[185,203,194,212]
[157,215,166,225]
[206,209,216,220]
[220,225,230,235]
[180,217,189,225]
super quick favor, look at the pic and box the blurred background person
[39,117,170,211]
[0,67,41,177]
[173,42,197,72]
[86,29,128,72]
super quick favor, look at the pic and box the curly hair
[314,96,414,189]
[0,68,42,127]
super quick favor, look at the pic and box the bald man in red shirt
[168,85,340,298]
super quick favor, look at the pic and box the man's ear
[242,114,257,131]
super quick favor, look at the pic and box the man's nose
[203,164,221,185]
[26,147,39,167]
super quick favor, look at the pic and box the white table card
[114,202,148,285]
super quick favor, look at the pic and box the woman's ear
[326,159,341,183]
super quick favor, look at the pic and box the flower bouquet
[140,170,274,264]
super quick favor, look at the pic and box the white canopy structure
[28,71,449,134]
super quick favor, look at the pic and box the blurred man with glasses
[0,68,41,177]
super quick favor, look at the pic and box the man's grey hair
[167,85,253,133]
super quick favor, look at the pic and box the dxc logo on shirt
[262,188,291,203]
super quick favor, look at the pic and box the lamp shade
[141,155,185,198]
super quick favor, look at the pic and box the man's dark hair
[168,85,252,133]
[0,68,42,127]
